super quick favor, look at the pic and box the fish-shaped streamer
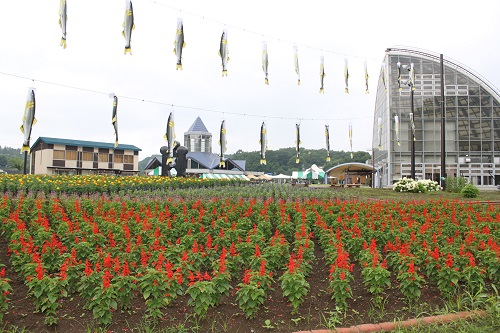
[349,122,353,159]
[58,0,67,48]
[319,56,326,93]
[173,18,185,70]
[293,45,300,85]
[344,58,349,93]
[325,125,331,162]
[218,120,227,167]
[409,113,416,141]
[20,88,36,153]
[109,93,119,148]
[394,115,401,146]
[381,64,387,92]
[262,42,269,85]
[219,30,229,76]
[164,112,176,164]
[259,122,267,165]
[122,0,134,55]
[295,123,301,163]
[377,117,382,149]
[397,62,403,91]
[409,63,416,90]
[364,61,369,94]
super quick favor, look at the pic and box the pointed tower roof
[186,116,211,134]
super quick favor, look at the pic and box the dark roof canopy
[31,137,141,151]
[325,162,375,178]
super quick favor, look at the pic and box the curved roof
[325,162,375,176]
[386,46,500,100]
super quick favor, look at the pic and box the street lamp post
[398,62,416,179]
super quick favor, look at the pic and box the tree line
[138,148,371,175]
[0,146,27,172]
[228,147,371,175]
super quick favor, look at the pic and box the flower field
[0,175,499,332]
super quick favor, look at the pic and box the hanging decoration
[377,117,382,149]
[397,62,403,91]
[344,58,349,93]
[293,45,300,85]
[319,56,325,93]
[174,18,185,70]
[325,124,331,162]
[295,123,301,163]
[122,0,135,55]
[20,88,37,153]
[219,29,229,76]
[349,121,353,158]
[364,61,369,94]
[58,0,67,49]
[262,42,269,85]
[164,112,176,164]
[109,93,119,148]
[259,122,267,165]
[409,113,416,141]
[394,114,400,146]
[409,63,416,90]
[381,64,387,92]
[218,120,227,167]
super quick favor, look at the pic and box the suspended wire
[147,0,383,63]
[0,71,371,122]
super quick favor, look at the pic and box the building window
[114,154,124,163]
[124,155,134,164]
[66,150,77,160]
[99,153,109,162]
[53,150,65,159]
[82,152,93,161]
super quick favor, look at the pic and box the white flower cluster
[393,177,442,193]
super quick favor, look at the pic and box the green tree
[8,157,24,171]
[0,155,7,167]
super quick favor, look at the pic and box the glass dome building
[372,47,500,188]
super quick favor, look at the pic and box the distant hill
[0,146,29,173]
[138,148,371,175]
[138,154,161,171]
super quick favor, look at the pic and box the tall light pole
[440,54,446,189]
[398,62,416,179]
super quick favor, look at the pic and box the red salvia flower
[122,260,130,276]
[259,259,266,277]
[103,253,113,269]
[84,259,93,276]
[102,269,112,289]
[445,252,454,268]
[254,244,261,258]
[59,262,68,281]
[242,269,252,284]
[407,260,415,274]
[36,261,44,280]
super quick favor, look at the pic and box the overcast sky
[1,0,499,158]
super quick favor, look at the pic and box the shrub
[393,178,442,193]
[462,183,479,198]
[446,176,467,193]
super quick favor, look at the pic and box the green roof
[31,137,141,151]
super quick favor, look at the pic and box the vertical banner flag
[110,93,119,148]
[293,45,300,85]
[20,88,37,153]
[325,124,331,162]
[394,114,401,146]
